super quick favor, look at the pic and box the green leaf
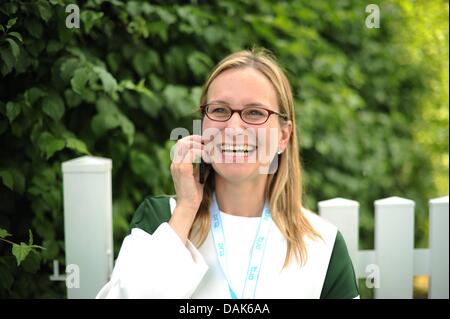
[117,113,135,145]
[203,25,223,45]
[91,102,134,145]
[64,89,82,108]
[0,3,18,15]
[130,150,154,182]
[93,66,117,95]
[80,10,104,33]
[190,86,202,106]
[91,112,120,137]
[12,242,31,266]
[71,67,91,95]
[41,239,59,260]
[10,168,26,194]
[0,228,11,239]
[36,0,52,22]
[140,94,162,117]
[126,1,154,16]
[187,51,213,79]
[24,87,46,106]
[0,171,14,191]
[0,258,14,290]
[6,18,17,29]
[66,137,90,155]
[132,50,160,77]
[6,101,21,123]
[60,58,79,82]
[46,40,63,53]
[162,85,191,116]
[6,38,20,59]
[0,119,7,135]
[37,132,66,159]
[149,74,164,91]
[95,96,115,113]
[8,31,23,42]
[42,94,65,121]
[155,7,177,25]
[106,52,120,72]
[0,48,14,75]
[22,250,41,273]
[24,18,43,38]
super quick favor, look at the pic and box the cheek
[202,118,225,146]
[202,118,226,132]
[257,125,280,155]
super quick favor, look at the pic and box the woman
[97,49,359,299]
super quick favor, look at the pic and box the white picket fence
[61,156,449,299]
[319,196,449,299]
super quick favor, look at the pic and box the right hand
[170,135,210,215]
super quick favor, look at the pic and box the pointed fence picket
[319,195,449,299]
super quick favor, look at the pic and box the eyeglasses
[200,103,288,125]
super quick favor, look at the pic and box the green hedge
[0,0,448,298]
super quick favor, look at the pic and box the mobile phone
[199,117,205,184]
[199,159,205,184]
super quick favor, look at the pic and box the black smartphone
[199,159,205,184]
[199,117,205,184]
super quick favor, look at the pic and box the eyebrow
[208,100,268,107]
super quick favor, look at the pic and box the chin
[212,162,261,183]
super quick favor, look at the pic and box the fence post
[62,156,113,299]
[318,198,359,272]
[429,195,449,299]
[374,196,415,298]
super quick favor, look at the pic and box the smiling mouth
[219,143,257,156]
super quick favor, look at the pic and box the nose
[224,112,247,145]
[227,111,246,129]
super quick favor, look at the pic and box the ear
[278,120,292,153]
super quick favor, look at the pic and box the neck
[214,174,268,217]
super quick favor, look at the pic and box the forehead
[207,67,278,108]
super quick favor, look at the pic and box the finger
[186,144,212,163]
[185,148,211,164]
[179,133,217,145]
[179,134,203,144]
[172,140,203,163]
[172,141,188,163]
[182,148,203,164]
[182,140,203,149]
[201,127,221,144]
[201,133,216,144]
[175,140,203,153]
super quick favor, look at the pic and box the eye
[210,107,227,113]
[245,108,266,117]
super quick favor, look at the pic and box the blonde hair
[189,48,320,268]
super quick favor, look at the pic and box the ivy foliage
[0,0,448,298]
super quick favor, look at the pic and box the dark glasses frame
[200,103,289,125]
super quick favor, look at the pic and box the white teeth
[220,144,256,152]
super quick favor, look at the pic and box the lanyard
[210,192,272,299]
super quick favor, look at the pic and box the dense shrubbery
[0,0,448,298]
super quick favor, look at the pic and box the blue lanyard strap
[210,192,272,299]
